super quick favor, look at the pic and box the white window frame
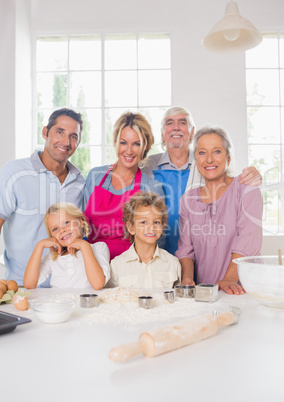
[33,33,172,175]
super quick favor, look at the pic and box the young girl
[24,202,110,289]
[108,191,181,288]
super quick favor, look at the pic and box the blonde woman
[84,111,164,261]
[23,202,110,289]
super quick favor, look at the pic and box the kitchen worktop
[1,287,284,402]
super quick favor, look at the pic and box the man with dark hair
[0,108,85,285]
[45,108,83,134]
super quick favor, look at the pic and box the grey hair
[193,126,235,175]
[160,106,196,149]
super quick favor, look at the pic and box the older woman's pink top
[175,176,263,284]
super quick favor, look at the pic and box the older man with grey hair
[142,106,261,255]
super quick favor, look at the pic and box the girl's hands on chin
[39,238,62,254]
[67,238,87,253]
[217,279,245,295]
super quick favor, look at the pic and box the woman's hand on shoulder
[239,166,262,186]
[216,279,245,295]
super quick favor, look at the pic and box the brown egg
[7,280,18,292]
[13,295,29,311]
[0,279,7,284]
[0,289,4,299]
[0,282,7,294]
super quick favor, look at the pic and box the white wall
[15,0,32,159]
[0,0,16,165]
[0,0,32,165]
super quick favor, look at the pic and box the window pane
[281,70,284,105]
[77,109,102,146]
[138,35,171,69]
[37,73,67,108]
[246,35,278,68]
[70,146,91,179]
[280,34,284,68]
[246,70,279,105]
[89,146,103,169]
[247,107,280,144]
[37,110,52,145]
[246,34,284,235]
[138,70,171,106]
[138,107,167,144]
[69,35,101,70]
[105,71,137,107]
[282,107,284,143]
[248,144,280,184]
[37,37,68,71]
[261,188,281,235]
[105,35,137,70]
[69,72,101,107]
[105,145,117,165]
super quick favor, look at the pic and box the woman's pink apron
[84,166,142,261]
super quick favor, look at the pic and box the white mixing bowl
[234,256,284,309]
[31,297,76,324]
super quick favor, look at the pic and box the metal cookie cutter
[138,296,153,309]
[164,291,175,304]
[195,284,218,303]
[175,285,195,298]
[80,294,99,308]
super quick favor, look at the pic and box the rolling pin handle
[109,341,143,362]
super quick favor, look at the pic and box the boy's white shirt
[108,243,181,288]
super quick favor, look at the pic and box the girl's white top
[37,242,110,288]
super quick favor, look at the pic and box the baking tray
[0,310,31,334]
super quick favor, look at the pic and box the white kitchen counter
[1,288,284,402]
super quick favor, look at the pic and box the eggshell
[7,280,18,292]
[0,282,7,294]
[13,295,29,311]
[0,279,7,284]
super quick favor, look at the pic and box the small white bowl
[31,297,75,324]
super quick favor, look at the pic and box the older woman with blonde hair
[84,111,164,260]
[175,126,263,295]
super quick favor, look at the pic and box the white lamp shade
[202,1,263,53]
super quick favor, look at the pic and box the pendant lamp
[202,1,263,53]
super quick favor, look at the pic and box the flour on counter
[66,287,209,332]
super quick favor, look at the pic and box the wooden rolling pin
[109,312,236,362]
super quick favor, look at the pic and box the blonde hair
[122,191,168,244]
[113,111,154,161]
[44,202,89,260]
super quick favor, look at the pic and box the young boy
[108,191,181,288]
